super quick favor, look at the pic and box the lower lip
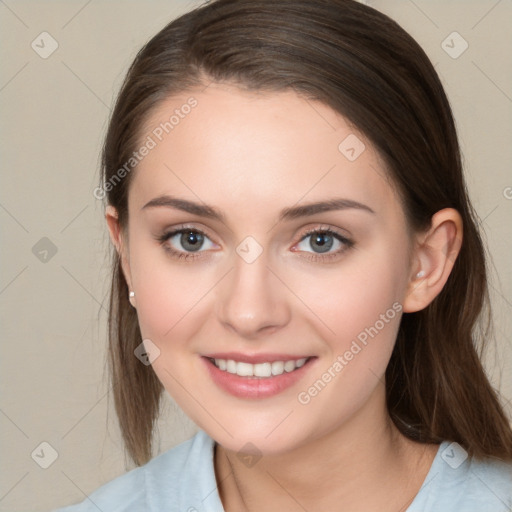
[201,356,316,399]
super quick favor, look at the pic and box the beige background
[0,1,510,510]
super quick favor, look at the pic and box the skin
[106,82,463,511]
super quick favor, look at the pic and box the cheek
[291,247,406,348]
[287,246,406,401]
[128,241,207,341]
[130,252,214,423]
[288,263,404,434]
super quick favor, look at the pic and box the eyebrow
[141,195,375,222]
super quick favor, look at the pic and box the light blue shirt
[53,429,512,511]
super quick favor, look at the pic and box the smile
[209,357,309,378]
[201,354,317,399]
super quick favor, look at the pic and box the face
[113,83,416,455]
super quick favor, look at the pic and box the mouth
[201,354,317,399]
[206,356,312,378]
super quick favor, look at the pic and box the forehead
[130,83,399,220]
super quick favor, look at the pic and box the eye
[292,227,353,261]
[156,226,217,260]
[156,225,353,262]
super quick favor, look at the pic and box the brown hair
[101,0,512,466]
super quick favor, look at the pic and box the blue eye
[294,228,353,261]
[157,228,216,260]
[157,226,353,262]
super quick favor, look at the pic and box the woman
[55,0,512,510]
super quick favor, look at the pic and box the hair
[100,0,512,466]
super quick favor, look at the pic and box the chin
[201,418,314,457]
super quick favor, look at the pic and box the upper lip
[202,352,314,364]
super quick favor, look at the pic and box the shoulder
[409,441,512,512]
[461,454,512,509]
[52,429,223,512]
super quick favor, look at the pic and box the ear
[105,205,133,291]
[402,208,463,313]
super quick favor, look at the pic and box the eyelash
[156,225,354,263]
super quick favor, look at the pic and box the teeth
[212,357,308,378]
[271,361,284,376]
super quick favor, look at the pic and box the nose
[216,251,291,339]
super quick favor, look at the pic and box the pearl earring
[416,270,425,278]
[129,290,136,307]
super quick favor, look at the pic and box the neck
[214,384,439,512]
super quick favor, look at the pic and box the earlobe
[402,208,463,313]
